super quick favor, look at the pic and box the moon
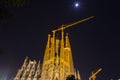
[75,2,79,7]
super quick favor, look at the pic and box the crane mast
[89,68,102,80]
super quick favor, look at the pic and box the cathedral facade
[13,30,81,80]
[13,16,94,80]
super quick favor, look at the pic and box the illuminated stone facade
[13,16,94,80]
[13,30,81,80]
[13,57,41,80]
[14,30,80,80]
[41,29,81,80]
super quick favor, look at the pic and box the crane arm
[89,68,102,79]
[52,16,94,32]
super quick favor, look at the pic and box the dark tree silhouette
[66,75,75,80]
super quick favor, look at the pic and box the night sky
[0,0,120,80]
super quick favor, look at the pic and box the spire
[33,60,41,80]
[21,56,28,71]
[65,33,74,74]
[52,30,56,57]
[74,69,77,79]
[41,33,55,80]
[77,69,81,80]
[43,34,51,61]
[65,33,70,48]
[60,26,65,59]
[24,56,28,63]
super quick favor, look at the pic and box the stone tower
[41,28,80,80]
[13,57,41,80]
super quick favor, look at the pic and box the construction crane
[51,16,94,45]
[89,68,102,80]
[51,16,94,58]
[52,16,94,33]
